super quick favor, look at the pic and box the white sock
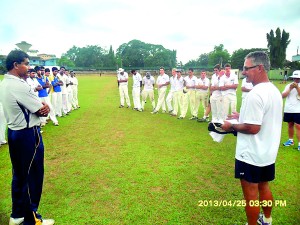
[263,215,272,223]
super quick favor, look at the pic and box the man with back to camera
[131,69,143,111]
[0,50,54,225]
[141,72,156,111]
[221,51,282,225]
[281,70,300,151]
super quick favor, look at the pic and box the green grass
[0,75,299,224]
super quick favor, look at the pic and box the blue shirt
[52,76,62,92]
[36,76,48,97]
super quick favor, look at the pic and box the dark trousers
[8,126,44,225]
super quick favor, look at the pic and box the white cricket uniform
[141,76,155,110]
[219,73,239,119]
[72,76,79,108]
[61,74,69,114]
[182,75,197,117]
[26,77,41,97]
[166,75,177,112]
[132,72,142,110]
[236,82,283,166]
[210,73,223,123]
[117,72,131,107]
[173,76,185,116]
[195,77,210,117]
[154,74,170,112]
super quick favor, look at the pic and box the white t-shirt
[117,72,129,86]
[132,72,142,88]
[61,74,69,94]
[142,76,155,91]
[156,74,170,89]
[283,82,300,113]
[196,77,210,93]
[169,76,177,92]
[236,82,283,166]
[26,77,41,97]
[241,77,254,99]
[174,76,184,91]
[184,75,197,89]
[211,73,222,97]
[0,74,43,130]
[219,73,239,96]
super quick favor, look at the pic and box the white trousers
[52,92,63,117]
[181,89,196,117]
[173,91,185,116]
[72,86,79,107]
[166,91,174,112]
[223,94,237,119]
[62,93,69,114]
[119,85,131,107]
[155,88,167,112]
[141,90,155,110]
[40,96,58,124]
[210,95,223,123]
[194,91,209,117]
[132,87,141,109]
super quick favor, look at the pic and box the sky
[0,0,299,64]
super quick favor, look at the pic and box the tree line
[56,27,298,71]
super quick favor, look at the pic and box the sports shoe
[0,140,7,145]
[197,117,209,122]
[177,116,184,119]
[189,116,198,120]
[162,110,167,113]
[151,110,158,114]
[257,213,272,225]
[9,217,24,225]
[282,139,294,146]
[54,123,59,126]
[41,219,55,225]
[119,105,124,108]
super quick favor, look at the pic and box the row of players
[117,64,253,123]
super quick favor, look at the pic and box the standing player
[131,70,142,111]
[173,69,185,118]
[166,68,177,114]
[221,51,282,225]
[117,68,131,108]
[141,72,156,111]
[194,70,210,121]
[51,67,63,117]
[151,67,170,114]
[241,76,253,104]
[282,70,300,150]
[182,68,197,120]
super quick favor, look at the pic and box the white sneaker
[0,140,7,145]
[9,217,24,225]
[42,219,55,225]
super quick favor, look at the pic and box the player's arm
[35,102,50,117]
[221,121,260,134]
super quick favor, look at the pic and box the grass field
[0,75,299,225]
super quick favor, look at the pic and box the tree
[116,39,177,69]
[231,48,268,69]
[208,44,230,67]
[57,56,75,67]
[267,28,290,68]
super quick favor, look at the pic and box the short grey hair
[245,51,270,72]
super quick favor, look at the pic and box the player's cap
[176,69,181,72]
[290,70,300,79]
[118,68,124,72]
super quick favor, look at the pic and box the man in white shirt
[210,65,224,123]
[117,68,131,108]
[219,63,239,120]
[171,69,185,118]
[131,70,142,111]
[71,71,80,109]
[182,68,197,119]
[151,67,170,114]
[221,51,283,225]
[59,67,69,115]
[166,68,177,114]
[141,72,155,111]
[194,70,210,121]
[0,79,7,146]
[282,70,300,151]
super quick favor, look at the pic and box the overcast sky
[0,0,299,64]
